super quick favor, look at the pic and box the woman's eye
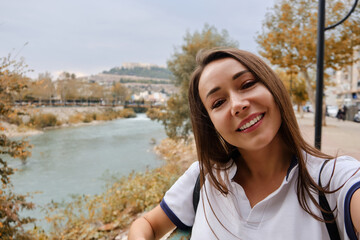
[211,99,225,109]
[241,80,257,89]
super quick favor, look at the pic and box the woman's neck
[236,134,291,182]
[233,134,292,207]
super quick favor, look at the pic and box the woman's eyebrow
[232,70,250,80]
[206,86,221,99]
[205,70,251,99]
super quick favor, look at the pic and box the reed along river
[9,113,166,229]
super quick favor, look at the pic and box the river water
[9,113,166,229]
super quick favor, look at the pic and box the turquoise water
[9,113,166,229]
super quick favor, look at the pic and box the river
[9,113,166,229]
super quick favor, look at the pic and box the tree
[0,55,35,239]
[111,82,128,105]
[276,69,308,117]
[157,24,238,139]
[88,82,104,103]
[256,0,360,113]
[56,78,82,104]
[24,72,55,104]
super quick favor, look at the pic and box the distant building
[131,91,168,104]
[121,62,165,69]
[334,47,360,108]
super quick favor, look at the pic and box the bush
[68,113,84,124]
[117,108,136,118]
[6,113,24,126]
[29,113,58,129]
[83,113,97,123]
[94,109,136,121]
[146,108,165,121]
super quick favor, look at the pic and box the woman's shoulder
[186,161,200,176]
[305,153,359,168]
[304,152,360,183]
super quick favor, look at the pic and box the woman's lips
[236,113,265,132]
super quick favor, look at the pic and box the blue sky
[0,0,275,79]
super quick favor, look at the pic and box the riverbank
[1,106,133,138]
[26,136,196,239]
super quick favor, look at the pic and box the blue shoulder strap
[192,174,201,213]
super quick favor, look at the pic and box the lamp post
[314,0,359,150]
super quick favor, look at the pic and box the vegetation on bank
[0,54,35,240]
[6,108,136,131]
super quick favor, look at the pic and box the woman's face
[198,58,282,153]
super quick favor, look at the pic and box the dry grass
[67,113,84,124]
[28,113,59,129]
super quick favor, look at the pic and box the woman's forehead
[198,58,248,89]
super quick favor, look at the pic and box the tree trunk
[297,103,304,118]
[300,69,316,110]
[300,68,327,126]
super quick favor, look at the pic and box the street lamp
[314,0,359,150]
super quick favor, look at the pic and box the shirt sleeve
[160,161,199,230]
[320,156,360,239]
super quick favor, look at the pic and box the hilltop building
[121,62,165,69]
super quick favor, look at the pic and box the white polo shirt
[160,154,360,240]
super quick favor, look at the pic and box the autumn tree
[24,72,55,104]
[0,55,35,239]
[157,24,238,139]
[88,82,104,103]
[76,82,104,105]
[257,0,360,111]
[276,69,308,117]
[111,82,128,105]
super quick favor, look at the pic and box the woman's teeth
[239,114,264,131]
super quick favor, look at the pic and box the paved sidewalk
[296,113,360,160]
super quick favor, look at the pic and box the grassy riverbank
[1,106,136,137]
[27,138,196,239]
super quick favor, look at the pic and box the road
[296,113,360,160]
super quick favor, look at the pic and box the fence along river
[9,113,166,229]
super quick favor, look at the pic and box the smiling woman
[128,48,360,240]
[198,58,282,154]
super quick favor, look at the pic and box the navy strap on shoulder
[192,174,201,213]
[318,160,341,240]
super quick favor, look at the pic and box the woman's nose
[230,94,249,116]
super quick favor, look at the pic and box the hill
[103,64,173,80]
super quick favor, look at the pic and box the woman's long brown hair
[188,47,337,222]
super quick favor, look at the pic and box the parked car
[326,105,338,118]
[354,111,360,123]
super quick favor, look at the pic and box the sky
[0,0,275,79]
